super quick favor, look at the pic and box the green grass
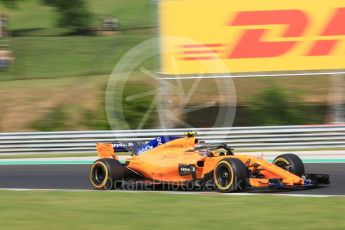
[2,34,153,80]
[0,190,344,230]
[0,0,155,80]
[88,0,155,30]
[0,0,57,35]
[0,0,154,35]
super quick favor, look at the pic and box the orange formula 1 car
[89,132,330,192]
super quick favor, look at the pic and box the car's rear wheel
[89,159,126,190]
[213,158,248,192]
[273,153,305,176]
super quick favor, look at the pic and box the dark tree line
[1,0,92,33]
[41,0,92,32]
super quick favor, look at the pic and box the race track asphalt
[0,163,344,195]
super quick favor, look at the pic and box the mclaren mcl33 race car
[89,132,330,192]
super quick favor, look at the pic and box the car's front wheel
[273,153,305,176]
[213,158,248,192]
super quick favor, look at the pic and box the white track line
[0,188,342,198]
[158,71,345,80]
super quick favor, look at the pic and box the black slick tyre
[213,158,248,193]
[89,158,126,190]
[273,153,305,176]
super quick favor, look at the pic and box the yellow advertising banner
[159,0,345,75]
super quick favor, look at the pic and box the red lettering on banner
[308,8,345,56]
[228,10,308,58]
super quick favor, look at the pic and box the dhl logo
[180,8,345,60]
[160,0,345,74]
[230,8,345,58]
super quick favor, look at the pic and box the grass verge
[0,190,344,230]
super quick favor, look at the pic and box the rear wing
[96,141,144,159]
[112,142,145,153]
[96,135,183,158]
